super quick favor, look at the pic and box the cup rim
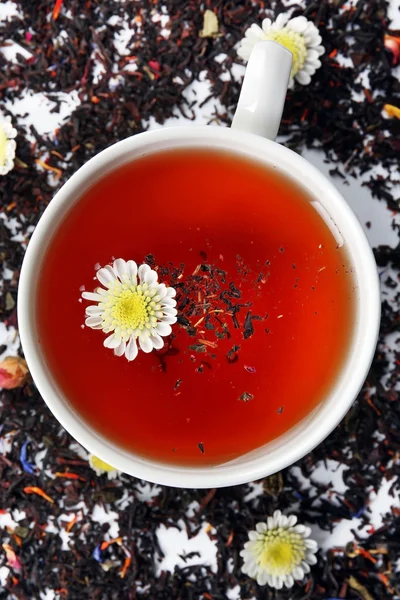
[18,125,380,488]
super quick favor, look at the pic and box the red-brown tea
[37,148,355,465]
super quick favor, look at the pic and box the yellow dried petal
[89,454,117,474]
[384,104,400,119]
[199,10,221,38]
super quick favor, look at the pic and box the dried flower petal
[0,115,17,176]
[199,9,220,38]
[88,454,119,479]
[20,440,36,475]
[384,104,400,119]
[2,544,21,571]
[384,35,400,66]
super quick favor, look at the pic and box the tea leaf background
[0,0,400,598]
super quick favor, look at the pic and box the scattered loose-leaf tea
[0,0,399,597]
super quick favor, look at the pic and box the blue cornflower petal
[20,440,36,475]
[93,544,103,562]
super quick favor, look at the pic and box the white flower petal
[82,291,103,302]
[85,305,103,316]
[275,577,284,590]
[287,515,297,527]
[237,46,251,62]
[156,322,172,337]
[275,13,289,28]
[138,263,150,281]
[104,333,121,349]
[248,531,258,541]
[308,34,323,47]
[125,337,138,361]
[256,570,268,586]
[273,509,282,522]
[162,316,178,325]
[96,267,116,288]
[247,563,258,578]
[285,575,294,588]
[162,298,177,309]
[301,561,311,573]
[306,553,317,565]
[261,18,272,33]
[303,63,317,75]
[113,258,127,280]
[85,316,103,327]
[126,260,138,281]
[295,71,311,85]
[162,306,177,316]
[114,341,126,357]
[246,23,266,42]
[139,334,153,353]
[287,16,308,33]
[155,284,168,300]
[306,48,320,62]
[150,333,164,350]
[292,566,304,580]
[256,522,267,533]
[165,287,176,298]
[305,538,318,550]
[279,515,288,528]
[144,269,158,286]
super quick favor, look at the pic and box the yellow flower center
[101,284,160,334]
[255,530,306,576]
[265,29,307,77]
[260,540,294,570]
[89,455,116,473]
[0,126,7,166]
[112,290,151,329]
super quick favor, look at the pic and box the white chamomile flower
[89,454,119,479]
[237,14,325,87]
[0,115,17,176]
[240,510,318,589]
[82,259,177,362]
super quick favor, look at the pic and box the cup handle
[231,41,292,140]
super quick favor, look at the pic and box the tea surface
[37,149,355,465]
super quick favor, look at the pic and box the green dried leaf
[14,526,29,538]
[5,292,15,311]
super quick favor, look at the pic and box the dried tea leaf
[347,576,375,600]
[142,66,155,81]
[14,526,29,539]
[199,10,221,39]
[239,391,254,403]
[5,292,15,311]
[263,473,283,497]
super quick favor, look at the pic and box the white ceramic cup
[18,42,380,488]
